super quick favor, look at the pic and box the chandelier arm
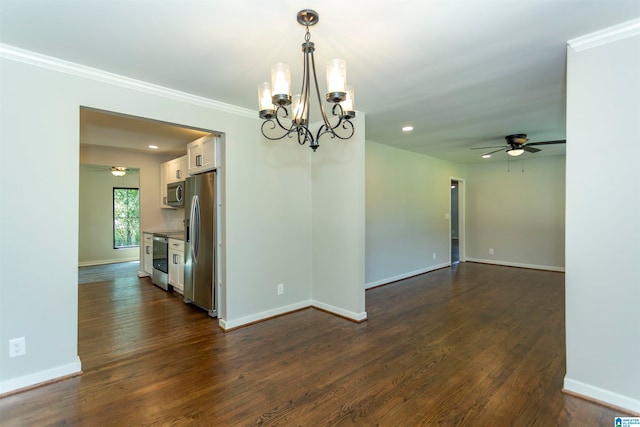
[301,49,312,125]
[261,106,296,141]
[315,105,355,140]
[308,49,332,129]
[297,124,313,146]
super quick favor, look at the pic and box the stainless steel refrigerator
[184,171,217,317]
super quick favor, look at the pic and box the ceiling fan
[472,134,566,158]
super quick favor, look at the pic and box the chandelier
[257,9,356,152]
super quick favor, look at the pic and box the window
[113,187,140,249]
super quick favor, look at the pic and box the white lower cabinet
[168,238,184,293]
[142,233,153,276]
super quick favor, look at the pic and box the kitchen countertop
[145,230,185,240]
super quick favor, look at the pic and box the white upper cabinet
[188,135,220,175]
[166,155,187,184]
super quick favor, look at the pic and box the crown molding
[0,43,257,119]
[567,17,640,52]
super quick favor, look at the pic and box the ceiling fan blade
[526,139,566,146]
[483,148,507,156]
[470,145,506,150]
[523,146,541,153]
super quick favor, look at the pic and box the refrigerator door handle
[192,195,200,263]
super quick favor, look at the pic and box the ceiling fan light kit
[257,9,356,152]
[111,166,127,176]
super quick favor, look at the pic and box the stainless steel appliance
[167,181,185,207]
[152,235,169,290]
[184,171,217,317]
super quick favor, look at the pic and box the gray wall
[466,156,566,270]
[79,164,140,265]
[365,141,466,287]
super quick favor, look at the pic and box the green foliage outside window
[113,187,140,248]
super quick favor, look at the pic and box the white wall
[0,46,364,393]
[365,141,466,287]
[564,20,640,413]
[466,156,566,270]
[79,164,140,265]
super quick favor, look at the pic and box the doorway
[450,178,465,264]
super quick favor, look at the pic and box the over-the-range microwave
[167,181,184,207]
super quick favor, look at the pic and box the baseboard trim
[0,357,82,396]
[563,377,640,415]
[220,300,313,331]
[365,262,451,289]
[312,300,367,322]
[465,258,565,272]
[78,258,139,267]
[219,299,367,331]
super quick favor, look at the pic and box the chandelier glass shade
[257,9,356,151]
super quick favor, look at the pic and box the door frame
[449,177,466,264]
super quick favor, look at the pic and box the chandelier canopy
[257,9,356,151]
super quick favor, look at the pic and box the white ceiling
[1,0,638,163]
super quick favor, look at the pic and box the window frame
[112,186,140,249]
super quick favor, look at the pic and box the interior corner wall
[564,27,640,412]
[465,156,566,270]
[365,141,466,288]
[310,114,367,321]
[78,164,140,265]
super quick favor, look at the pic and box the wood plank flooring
[0,263,624,426]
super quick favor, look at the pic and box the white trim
[219,298,367,330]
[0,357,81,395]
[78,258,139,267]
[365,262,451,289]
[466,258,565,272]
[567,18,640,52]
[0,43,257,119]
[312,300,368,322]
[220,300,312,330]
[564,377,640,414]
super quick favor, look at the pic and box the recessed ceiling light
[482,154,491,159]
[149,145,158,149]
[402,126,414,132]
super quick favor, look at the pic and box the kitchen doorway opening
[77,106,222,371]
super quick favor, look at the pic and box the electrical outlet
[489,248,494,255]
[9,337,26,358]
[432,252,436,259]
[277,283,284,295]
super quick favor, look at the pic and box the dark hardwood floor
[1,263,623,426]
